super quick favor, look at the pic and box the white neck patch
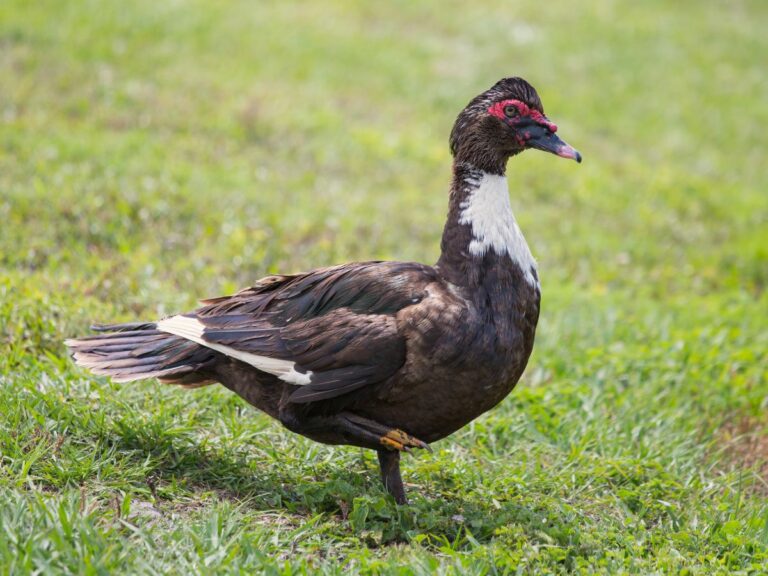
[458,170,539,287]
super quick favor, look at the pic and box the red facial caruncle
[487,98,581,162]
[487,99,558,134]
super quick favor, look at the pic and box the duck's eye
[503,105,519,118]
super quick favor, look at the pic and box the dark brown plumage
[66,77,581,504]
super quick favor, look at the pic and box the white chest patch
[156,315,313,385]
[458,171,538,287]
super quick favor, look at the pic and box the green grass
[1,0,767,573]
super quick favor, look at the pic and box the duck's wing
[156,261,438,403]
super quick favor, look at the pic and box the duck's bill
[527,127,582,163]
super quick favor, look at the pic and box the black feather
[67,322,217,385]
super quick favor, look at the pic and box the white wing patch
[458,171,539,288]
[156,315,313,385]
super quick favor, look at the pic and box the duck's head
[450,77,581,173]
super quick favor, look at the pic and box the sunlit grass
[1,0,767,573]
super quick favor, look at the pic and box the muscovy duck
[66,77,581,504]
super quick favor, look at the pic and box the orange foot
[379,429,431,452]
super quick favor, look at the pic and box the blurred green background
[1,0,766,573]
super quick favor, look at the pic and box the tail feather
[66,322,218,387]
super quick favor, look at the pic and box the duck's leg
[279,408,429,451]
[377,449,407,504]
[278,407,428,503]
[343,413,431,452]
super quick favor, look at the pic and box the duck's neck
[436,161,539,290]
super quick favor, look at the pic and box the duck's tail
[65,322,218,387]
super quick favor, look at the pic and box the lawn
[1,0,767,573]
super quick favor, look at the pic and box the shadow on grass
[8,387,582,550]
[103,420,363,514]
[90,419,580,549]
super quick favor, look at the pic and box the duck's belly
[352,339,534,443]
[351,275,540,443]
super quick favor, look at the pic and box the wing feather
[158,262,436,402]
